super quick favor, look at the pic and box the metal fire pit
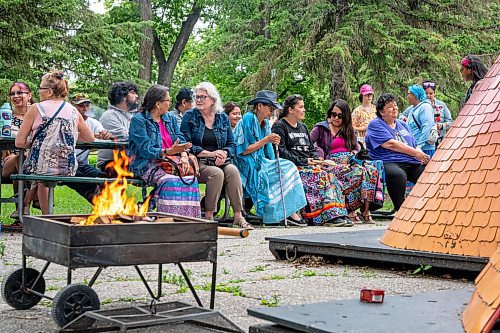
[1,213,228,331]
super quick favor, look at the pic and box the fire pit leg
[134,265,161,300]
[178,263,203,307]
[210,262,217,309]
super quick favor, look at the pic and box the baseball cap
[71,93,91,105]
[175,87,194,103]
[360,84,374,95]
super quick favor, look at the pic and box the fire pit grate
[61,301,244,333]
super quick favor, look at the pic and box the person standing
[170,87,194,126]
[97,82,139,172]
[351,84,377,143]
[460,55,488,104]
[422,81,453,146]
[64,93,113,202]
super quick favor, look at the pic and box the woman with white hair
[180,82,251,229]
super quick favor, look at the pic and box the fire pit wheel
[1,267,46,310]
[51,283,100,328]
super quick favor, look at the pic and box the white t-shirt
[76,117,104,166]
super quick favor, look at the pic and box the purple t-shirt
[366,117,420,164]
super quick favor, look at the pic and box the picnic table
[0,137,130,225]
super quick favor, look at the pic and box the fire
[80,150,150,225]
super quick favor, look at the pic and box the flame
[81,150,150,225]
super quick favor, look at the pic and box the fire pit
[2,212,218,329]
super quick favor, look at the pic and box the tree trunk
[156,2,202,88]
[329,0,349,102]
[138,0,153,82]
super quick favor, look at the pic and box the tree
[138,0,154,82]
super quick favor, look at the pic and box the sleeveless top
[23,100,79,176]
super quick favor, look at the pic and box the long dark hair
[223,101,239,115]
[140,84,169,112]
[280,94,304,119]
[462,55,488,81]
[327,99,357,151]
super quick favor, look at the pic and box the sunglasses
[423,82,436,89]
[8,91,28,97]
[330,112,342,119]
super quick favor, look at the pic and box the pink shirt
[158,120,173,149]
[331,136,350,154]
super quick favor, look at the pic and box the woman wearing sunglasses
[422,80,453,146]
[310,99,383,223]
[272,94,351,227]
[2,82,36,226]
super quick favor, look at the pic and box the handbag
[155,154,199,186]
[199,156,232,168]
[354,141,370,160]
[410,106,438,146]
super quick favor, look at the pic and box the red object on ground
[360,288,385,303]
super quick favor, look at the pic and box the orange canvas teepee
[462,248,500,332]
[381,56,500,258]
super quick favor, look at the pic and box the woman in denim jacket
[129,85,201,217]
[181,82,251,229]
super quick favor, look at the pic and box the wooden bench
[10,174,146,220]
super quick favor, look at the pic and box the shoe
[2,221,23,232]
[286,216,308,227]
[233,217,254,230]
[325,217,349,227]
[348,211,361,223]
[9,210,19,219]
[358,211,375,224]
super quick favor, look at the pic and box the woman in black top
[272,95,351,227]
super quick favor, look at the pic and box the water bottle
[0,103,12,137]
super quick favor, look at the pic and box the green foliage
[261,294,280,307]
[0,240,5,258]
[413,264,432,275]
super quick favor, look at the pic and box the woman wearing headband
[422,80,453,146]
[460,55,488,104]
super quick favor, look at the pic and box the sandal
[233,217,254,230]
[358,211,375,224]
[348,211,361,223]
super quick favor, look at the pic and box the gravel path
[0,221,473,332]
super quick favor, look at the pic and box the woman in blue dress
[233,90,307,226]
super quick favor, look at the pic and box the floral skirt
[142,164,201,218]
[330,152,383,211]
[298,165,347,225]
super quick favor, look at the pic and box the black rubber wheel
[1,267,46,310]
[51,284,100,328]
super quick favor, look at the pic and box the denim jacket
[128,111,186,175]
[180,108,235,158]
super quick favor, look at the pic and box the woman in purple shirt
[310,99,383,223]
[365,93,430,212]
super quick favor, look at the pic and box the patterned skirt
[330,152,383,211]
[298,165,347,225]
[142,164,201,218]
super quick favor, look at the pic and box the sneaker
[286,215,308,227]
[233,217,254,230]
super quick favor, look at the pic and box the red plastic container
[360,288,385,303]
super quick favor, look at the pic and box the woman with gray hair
[181,82,251,229]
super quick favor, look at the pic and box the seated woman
[233,90,307,226]
[181,82,251,229]
[128,85,201,218]
[365,93,430,212]
[16,70,95,214]
[272,94,351,227]
[223,101,242,132]
[2,82,36,223]
[310,99,383,223]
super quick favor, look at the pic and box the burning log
[95,216,113,224]
[70,216,86,224]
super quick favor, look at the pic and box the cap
[360,84,374,95]
[247,90,282,110]
[176,87,194,103]
[71,93,91,105]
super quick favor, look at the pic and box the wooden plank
[22,236,217,268]
[267,229,487,272]
[248,289,473,333]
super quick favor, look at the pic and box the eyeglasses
[8,91,28,97]
[194,95,209,101]
[330,112,342,119]
[422,82,436,89]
